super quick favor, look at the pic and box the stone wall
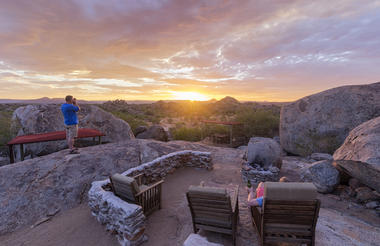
[88,150,212,246]
[241,162,280,183]
[183,233,223,246]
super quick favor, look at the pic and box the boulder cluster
[301,116,380,214]
[243,82,380,215]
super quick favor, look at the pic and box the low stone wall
[183,233,223,246]
[88,180,147,246]
[88,150,212,246]
[241,162,280,183]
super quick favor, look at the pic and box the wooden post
[229,125,233,147]
[98,136,102,145]
[9,145,14,164]
[20,143,24,161]
[201,123,203,140]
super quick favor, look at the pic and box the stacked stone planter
[88,150,212,246]
[241,162,280,183]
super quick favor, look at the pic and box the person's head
[279,176,289,182]
[257,182,264,188]
[65,95,73,103]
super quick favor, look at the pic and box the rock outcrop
[333,160,380,193]
[333,116,380,167]
[134,126,148,136]
[355,186,378,203]
[10,104,134,160]
[247,137,282,169]
[332,116,380,192]
[136,125,168,142]
[310,153,333,161]
[301,160,340,193]
[0,139,213,234]
[280,82,380,156]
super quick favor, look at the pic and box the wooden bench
[7,128,105,163]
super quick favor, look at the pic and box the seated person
[247,182,264,207]
[247,176,289,207]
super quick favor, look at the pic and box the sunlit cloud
[0,0,379,101]
[170,91,210,101]
[69,70,92,75]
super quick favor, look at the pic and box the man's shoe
[69,149,80,154]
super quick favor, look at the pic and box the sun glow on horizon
[170,91,210,101]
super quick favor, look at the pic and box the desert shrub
[110,111,148,134]
[170,126,202,142]
[201,124,230,137]
[0,111,13,146]
[150,116,161,124]
[235,109,279,138]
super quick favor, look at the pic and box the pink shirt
[256,185,264,198]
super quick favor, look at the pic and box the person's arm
[247,188,260,206]
[72,98,80,111]
[247,196,263,207]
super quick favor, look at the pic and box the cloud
[0,0,379,101]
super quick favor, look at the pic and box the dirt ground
[1,148,379,246]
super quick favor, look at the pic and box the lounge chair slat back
[186,185,239,245]
[264,182,317,201]
[110,174,140,202]
[110,173,163,216]
[251,182,320,246]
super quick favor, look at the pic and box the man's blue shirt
[61,103,79,125]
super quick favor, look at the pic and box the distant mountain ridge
[0,97,289,105]
[0,97,105,104]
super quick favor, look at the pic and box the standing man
[61,95,80,154]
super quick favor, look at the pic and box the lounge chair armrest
[231,185,239,213]
[132,173,144,186]
[135,180,164,197]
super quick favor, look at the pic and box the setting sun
[170,91,210,101]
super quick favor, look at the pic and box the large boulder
[247,137,282,169]
[0,139,213,234]
[280,82,380,156]
[10,104,134,160]
[301,160,340,193]
[134,125,148,136]
[333,160,380,193]
[333,116,380,192]
[333,116,380,167]
[136,125,168,141]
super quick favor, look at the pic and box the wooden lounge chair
[186,185,239,245]
[110,173,163,216]
[250,182,320,246]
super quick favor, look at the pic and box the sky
[0,0,380,102]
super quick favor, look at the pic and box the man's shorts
[65,124,78,139]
